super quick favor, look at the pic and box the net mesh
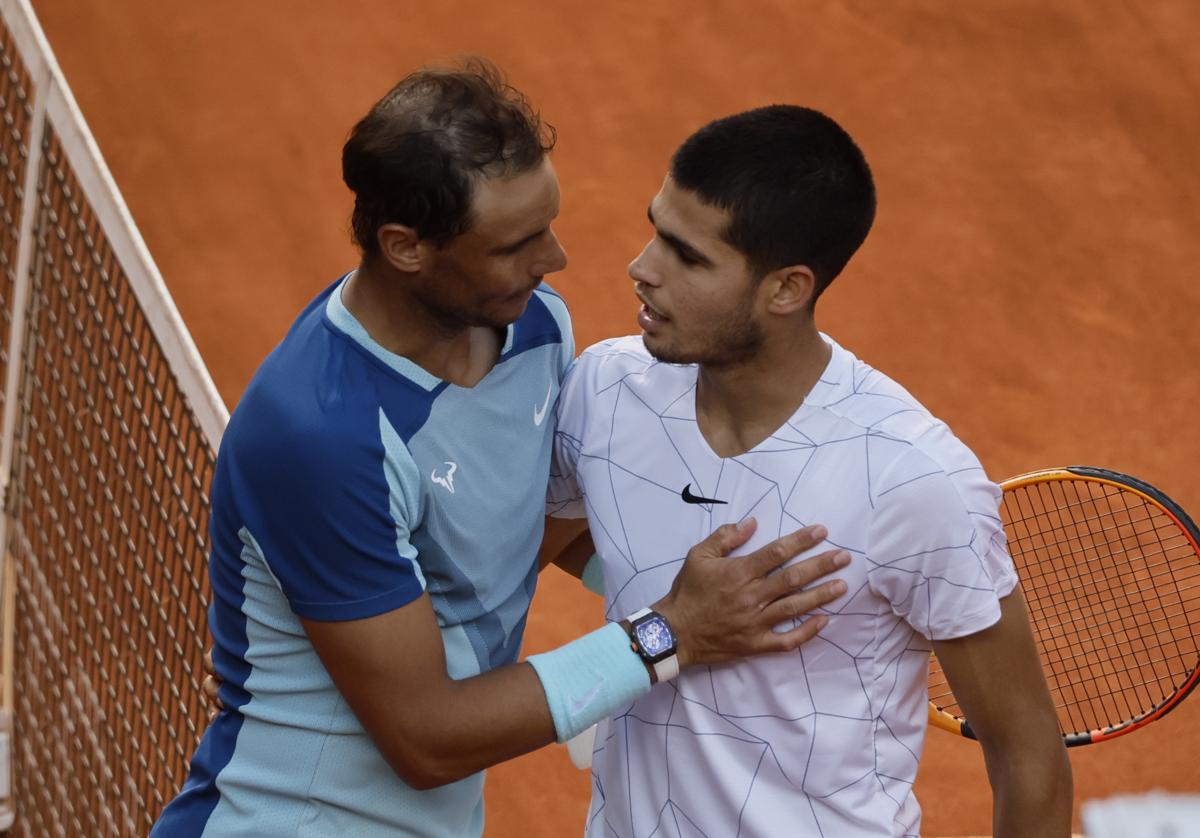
[928,474,1200,739]
[0,14,219,833]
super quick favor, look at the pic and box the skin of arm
[538,515,593,576]
[302,592,556,790]
[931,587,1074,838]
[302,519,850,789]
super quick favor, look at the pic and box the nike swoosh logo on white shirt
[568,678,605,717]
[533,382,553,426]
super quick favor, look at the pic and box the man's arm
[303,592,554,789]
[305,520,849,789]
[931,587,1073,838]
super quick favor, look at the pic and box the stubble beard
[416,267,521,336]
[644,301,765,368]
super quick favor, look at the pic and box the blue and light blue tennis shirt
[152,274,573,837]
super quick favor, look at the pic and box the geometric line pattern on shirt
[582,435,945,833]
[553,337,1011,838]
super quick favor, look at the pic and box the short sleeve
[547,355,586,518]
[865,445,1018,640]
[238,403,426,622]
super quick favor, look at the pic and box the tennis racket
[927,466,1200,746]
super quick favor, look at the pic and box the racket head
[928,466,1200,746]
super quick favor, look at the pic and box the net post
[0,0,49,522]
[0,2,51,826]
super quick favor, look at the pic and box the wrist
[525,623,651,743]
[618,619,657,683]
[649,598,691,670]
[625,606,681,683]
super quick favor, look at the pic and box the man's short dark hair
[342,57,556,256]
[670,105,875,297]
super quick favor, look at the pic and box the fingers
[761,548,851,600]
[758,577,847,627]
[665,521,848,668]
[743,525,829,577]
[202,649,222,721]
[757,615,830,654]
[692,517,758,559]
[203,673,225,715]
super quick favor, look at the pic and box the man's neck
[341,261,502,387]
[695,324,831,459]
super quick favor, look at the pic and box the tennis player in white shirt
[546,105,1072,838]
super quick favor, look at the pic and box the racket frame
[927,466,1200,747]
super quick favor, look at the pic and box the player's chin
[642,334,697,365]
[484,289,537,326]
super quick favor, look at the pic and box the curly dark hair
[342,57,557,257]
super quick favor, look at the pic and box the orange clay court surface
[29,0,1200,834]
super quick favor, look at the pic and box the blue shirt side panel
[390,287,571,678]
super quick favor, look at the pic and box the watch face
[635,615,675,657]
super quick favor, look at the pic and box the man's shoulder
[813,340,950,445]
[809,340,929,433]
[227,320,411,476]
[571,335,686,385]
[812,339,991,493]
[559,336,700,416]
[578,334,651,363]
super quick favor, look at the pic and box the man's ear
[376,223,427,273]
[762,264,818,315]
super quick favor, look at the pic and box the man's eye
[676,251,699,266]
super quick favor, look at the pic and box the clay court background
[29,0,1200,834]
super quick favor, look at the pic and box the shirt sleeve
[865,443,1018,640]
[240,404,426,622]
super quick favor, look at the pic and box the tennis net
[0,0,227,834]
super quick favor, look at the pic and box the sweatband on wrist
[580,553,605,596]
[526,622,650,742]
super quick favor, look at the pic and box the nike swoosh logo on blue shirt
[533,382,553,426]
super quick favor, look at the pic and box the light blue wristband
[526,622,650,742]
[580,553,604,596]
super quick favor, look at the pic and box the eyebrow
[490,228,546,255]
[647,205,715,267]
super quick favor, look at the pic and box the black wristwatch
[626,608,679,682]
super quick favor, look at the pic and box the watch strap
[652,650,680,682]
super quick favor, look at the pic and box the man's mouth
[637,297,669,334]
[511,281,540,300]
[638,298,669,322]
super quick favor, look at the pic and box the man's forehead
[469,158,560,239]
[651,177,732,247]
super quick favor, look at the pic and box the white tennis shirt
[548,335,1018,838]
